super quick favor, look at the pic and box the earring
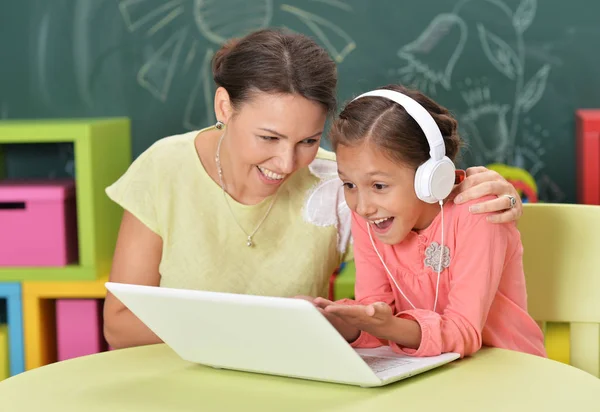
[215,120,225,130]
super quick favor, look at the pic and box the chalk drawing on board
[120,0,272,45]
[457,0,548,162]
[502,118,551,191]
[524,122,548,160]
[517,64,551,113]
[183,40,199,73]
[73,0,97,108]
[119,0,186,33]
[280,4,355,63]
[460,81,492,107]
[392,0,561,201]
[146,5,185,37]
[395,0,552,176]
[310,0,353,12]
[515,146,544,177]
[117,0,354,128]
[477,23,522,80]
[461,101,511,160]
[183,49,216,130]
[36,13,53,108]
[513,0,537,34]
[137,28,189,102]
[194,0,273,45]
[458,77,510,161]
[118,0,274,108]
[395,13,468,95]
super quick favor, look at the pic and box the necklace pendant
[246,236,253,247]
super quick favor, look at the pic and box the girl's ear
[214,87,234,124]
[454,170,466,184]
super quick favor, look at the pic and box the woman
[103,29,523,349]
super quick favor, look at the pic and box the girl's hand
[451,166,523,223]
[313,298,361,342]
[323,302,395,341]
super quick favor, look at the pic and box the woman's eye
[343,182,355,189]
[374,183,387,190]
[301,138,318,145]
[260,135,279,141]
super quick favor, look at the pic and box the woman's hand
[451,166,523,223]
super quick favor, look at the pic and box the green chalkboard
[2,0,599,202]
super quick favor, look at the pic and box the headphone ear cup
[414,157,456,203]
[414,159,437,203]
[431,157,456,201]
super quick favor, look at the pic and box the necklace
[215,132,278,247]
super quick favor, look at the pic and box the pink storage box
[0,179,78,266]
[56,299,107,361]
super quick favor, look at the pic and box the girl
[317,84,546,358]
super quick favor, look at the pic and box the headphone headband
[351,89,446,161]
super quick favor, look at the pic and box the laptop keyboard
[360,355,412,373]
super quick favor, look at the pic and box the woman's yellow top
[106,127,352,298]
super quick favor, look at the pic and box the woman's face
[218,90,327,200]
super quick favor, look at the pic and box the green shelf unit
[0,118,132,281]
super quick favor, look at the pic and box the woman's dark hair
[212,28,337,115]
[330,84,463,168]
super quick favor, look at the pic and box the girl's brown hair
[330,84,463,168]
[212,28,337,115]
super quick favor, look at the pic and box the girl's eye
[260,135,279,141]
[374,183,387,190]
[343,182,355,190]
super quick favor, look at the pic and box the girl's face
[336,140,439,245]
[219,91,327,200]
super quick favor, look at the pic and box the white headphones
[351,89,456,204]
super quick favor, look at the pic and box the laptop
[105,282,460,387]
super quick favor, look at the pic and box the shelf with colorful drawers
[0,118,131,281]
[0,282,23,378]
[0,119,131,378]
[22,277,109,370]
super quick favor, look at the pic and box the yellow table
[0,344,598,411]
